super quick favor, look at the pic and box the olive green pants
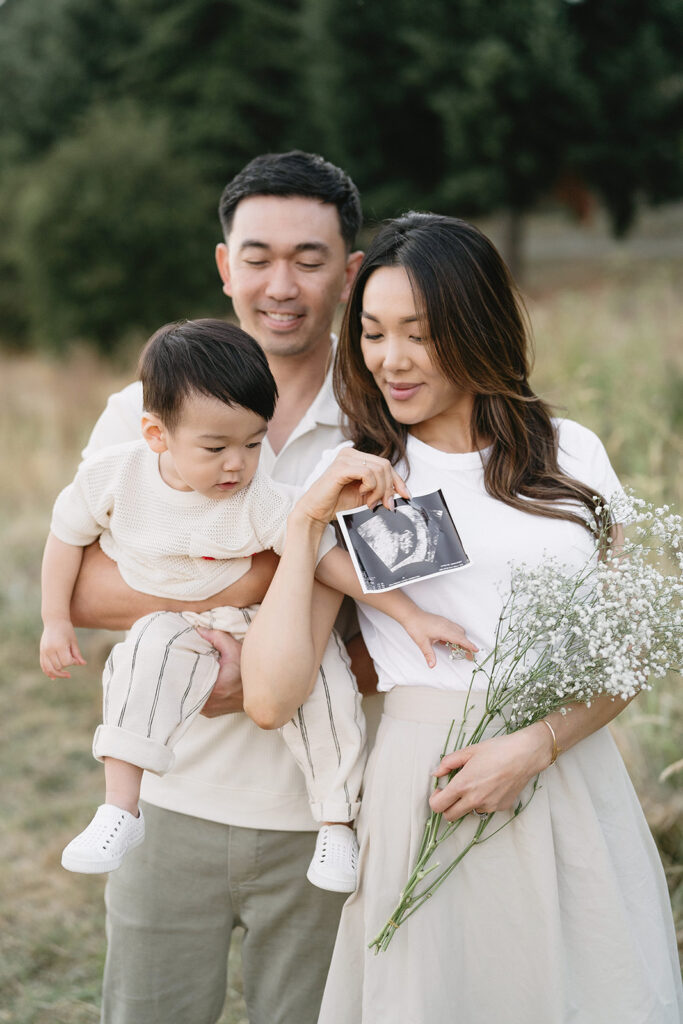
[101,802,347,1024]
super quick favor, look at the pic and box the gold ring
[447,642,467,661]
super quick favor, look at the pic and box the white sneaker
[61,804,145,874]
[306,825,359,893]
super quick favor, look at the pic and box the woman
[242,214,683,1023]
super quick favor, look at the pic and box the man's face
[216,195,362,359]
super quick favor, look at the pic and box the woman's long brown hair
[334,213,607,535]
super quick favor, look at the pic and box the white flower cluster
[482,492,682,732]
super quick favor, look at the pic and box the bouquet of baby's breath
[370,494,683,953]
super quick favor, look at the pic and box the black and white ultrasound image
[336,490,470,593]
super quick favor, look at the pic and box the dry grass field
[1,242,681,1021]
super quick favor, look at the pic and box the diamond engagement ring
[446,642,468,661]
[472,809,488,818]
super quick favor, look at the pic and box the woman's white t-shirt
[317,419,624,693]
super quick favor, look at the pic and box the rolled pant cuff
[93,724,174,775]
[310,800,360,824]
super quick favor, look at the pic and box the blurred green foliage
[11,105,219,350]
[0,0,682,351]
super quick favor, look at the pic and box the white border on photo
[336,490,471,594]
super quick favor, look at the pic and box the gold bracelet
[541,718,560,766]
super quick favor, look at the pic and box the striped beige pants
[93,606,366,823]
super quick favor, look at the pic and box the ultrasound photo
[336,490,470,593]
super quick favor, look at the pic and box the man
[71,151,375,1024]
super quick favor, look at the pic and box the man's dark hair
[218,150,362,250]
[139,319,278,430]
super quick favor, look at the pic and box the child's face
[153,393,268,499]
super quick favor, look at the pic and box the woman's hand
[428,723,553,820]
[297,448,411,526]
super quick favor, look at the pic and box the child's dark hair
[218,150,362,251]
[139,319,278,430]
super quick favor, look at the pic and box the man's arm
[344,631,378,696]
[70,543,280,630]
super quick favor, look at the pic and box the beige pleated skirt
[318,686,683,1024]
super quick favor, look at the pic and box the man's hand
[196,628,244,717]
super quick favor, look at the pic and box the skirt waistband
[383,685,491,726]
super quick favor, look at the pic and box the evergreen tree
[306,0,683,271]
[302,0,447,218]
[567,0,683,235]
[13,105,219,350]
[0,0,133,165]
[116,0,308,185]
[1,0,682,343]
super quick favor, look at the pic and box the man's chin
[258,333,320,359]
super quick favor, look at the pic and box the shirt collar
[301,333,340,429]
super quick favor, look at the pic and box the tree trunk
[503,208,525,285]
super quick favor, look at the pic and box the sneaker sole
[306,863,357,893]
[61,832,145,874]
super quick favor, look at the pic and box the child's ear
[141,413,168,453]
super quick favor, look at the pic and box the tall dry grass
[1,263,681,1022]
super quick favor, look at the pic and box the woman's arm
[241,512,344,728]
[241,447,405,728]
[70,544,280,629]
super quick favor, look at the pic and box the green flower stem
[369,776,544,954]
[369,814,491,954]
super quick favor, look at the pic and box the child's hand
[402,609,478,669]
[40,620,87,679]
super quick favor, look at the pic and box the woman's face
[360,266,474,448]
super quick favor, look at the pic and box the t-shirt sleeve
[81,381,143,460]
[314,524,338,564]
[50,459,114,546]
[250,476,295,556]
[251,474,338,564]
[556,419,627,522]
